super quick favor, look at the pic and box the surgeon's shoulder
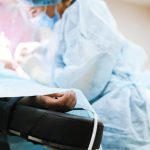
[79,0,117,27]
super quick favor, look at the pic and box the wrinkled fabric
[52,0,150,149]
[53,0,122,100]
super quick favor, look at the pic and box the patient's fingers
[56,91,77,111]
[36,95,58,109]
[37,91,77,112]
[46,91,75,98]
[46,93,64,98]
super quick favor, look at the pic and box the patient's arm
[20,91,77,112]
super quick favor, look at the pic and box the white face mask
[30,10,60,29]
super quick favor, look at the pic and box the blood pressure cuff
[0,97,103,150]
[0,97,23,133]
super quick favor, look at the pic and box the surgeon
[24,0,150,150]
[14,0,150,150]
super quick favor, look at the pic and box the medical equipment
[0,97,103,150]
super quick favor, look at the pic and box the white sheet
[0,66,93,111]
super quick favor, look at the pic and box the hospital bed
[0,97,103,150]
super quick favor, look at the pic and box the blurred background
[0,0,150,66]
[106,0,150,67]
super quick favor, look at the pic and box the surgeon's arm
[53,0,122,101]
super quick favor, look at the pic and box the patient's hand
[21,91,77,112]
[36,91,77,112]
[0,60,15,70]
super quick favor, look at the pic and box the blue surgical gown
[52,0,150,149]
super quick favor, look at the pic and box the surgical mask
[30,10,60,29]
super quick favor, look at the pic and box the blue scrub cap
[25,0,62,6]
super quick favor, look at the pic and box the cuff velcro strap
[0,97,23,134]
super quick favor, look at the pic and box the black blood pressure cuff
[0,97,23,134]
[0,97,103,150]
